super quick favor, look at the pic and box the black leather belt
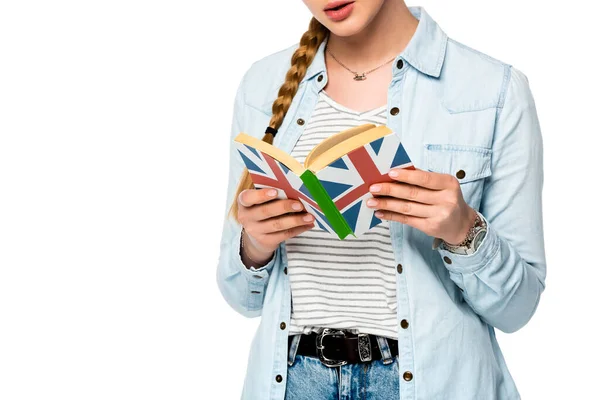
[288,328,399,367]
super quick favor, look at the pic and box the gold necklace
[326,47,397,81]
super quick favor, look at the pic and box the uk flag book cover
[233,127,414,240]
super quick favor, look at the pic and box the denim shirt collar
[302,6,448,84]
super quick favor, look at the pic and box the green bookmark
[299,170,354,240]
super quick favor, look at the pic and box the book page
[307,125,393,172]
[303,124,375,169]
[233,132,305,175]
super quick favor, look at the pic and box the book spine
[299,170,353,240]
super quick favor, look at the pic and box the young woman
[217,2,546,399]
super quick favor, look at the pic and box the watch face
[473,229,487,250]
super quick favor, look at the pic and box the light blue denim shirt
[216,6,546,400]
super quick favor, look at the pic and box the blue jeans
[285,334,400,400]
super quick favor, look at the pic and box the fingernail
[367,198,378,207]
[375,211,384,218]
[389,169,399,177]
[292,202,303,211]
[303,214,314,222]
[370,184,381,193]
[268,189,277,197]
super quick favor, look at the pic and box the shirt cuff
[432,211,500,274]
[232,225,278,282]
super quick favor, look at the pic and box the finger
[252,199,305,221]
[256,212,315,235]
[375,210,430,233]
[366,197,436,218]
[370,182,440,205]
[388,168,454,190]
[238,188,278,208]
[264,221,315,244]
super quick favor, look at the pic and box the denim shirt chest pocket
[423,143,492,210]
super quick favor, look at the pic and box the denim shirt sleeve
[435,67,547,333]
[215,68,283,318]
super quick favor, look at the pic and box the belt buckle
[316,328,348,367]
[357,333,372,362]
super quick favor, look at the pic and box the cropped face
[302,0,386,36]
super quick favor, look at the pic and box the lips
[324,0,354,11]
[323,1,355,22]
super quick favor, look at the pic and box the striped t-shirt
[286,90,398,340]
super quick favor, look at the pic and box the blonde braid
[228,17,329,221]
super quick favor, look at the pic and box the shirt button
[403,371,413,381]
[443,256,452,264]
[396,263,403,274]
[280,322,286,330]
[400,319,409,329]
[275,374,283,383]
[396,59,404,69]
[317,74,324,82]
[390,107,400,116]
[456,169,466,179]
[297,118,305,126]
[284,267,288,275]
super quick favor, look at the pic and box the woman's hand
[367,167,478,246]
[237,188,315,264]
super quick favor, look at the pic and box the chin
[325,14,371,37]
[305,0,385,37]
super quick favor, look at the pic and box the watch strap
[442,211,487,255]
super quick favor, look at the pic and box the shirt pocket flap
[424,144,492,183]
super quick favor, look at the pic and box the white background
[0,0,598,399]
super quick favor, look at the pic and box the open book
[233,124,414,240]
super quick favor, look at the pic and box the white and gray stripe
[286,91,399,340]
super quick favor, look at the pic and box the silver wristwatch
[442,211,488,255]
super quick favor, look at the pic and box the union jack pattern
[233,131,414,239]
[234,142,337,235]
[316,132,414,236]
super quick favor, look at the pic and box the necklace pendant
[353,73,366,81]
